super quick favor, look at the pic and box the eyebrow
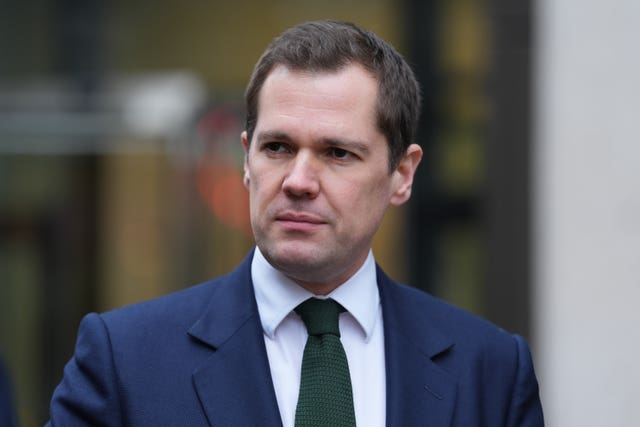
[255,130,293,144]
[322,137,370,155]
[256,130,370,155]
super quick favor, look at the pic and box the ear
[390,143,422,206]
[241,131,250,189]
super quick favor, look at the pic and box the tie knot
[295,298,344,337]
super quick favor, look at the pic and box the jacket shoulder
[378,270,524,364]
[100,277,219,331]
[99,251,254,332]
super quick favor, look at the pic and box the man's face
[242,64,421,294]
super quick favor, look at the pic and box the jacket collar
[377,265,457,426]
[186,252,458,426]
[188,250,283,426]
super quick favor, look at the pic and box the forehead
[255,64,380,134]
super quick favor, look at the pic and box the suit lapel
[185,255,458,426]
[378,267,457,426]
[188,253,283,427]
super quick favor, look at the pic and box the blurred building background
[0,0,638,426]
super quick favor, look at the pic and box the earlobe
[241,131,251,189]
[390,144,422,206]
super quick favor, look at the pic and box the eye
[329,147,354,160]
[263,142,289,153]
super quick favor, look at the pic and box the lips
[274,211,327,232]
[275,211,326,224]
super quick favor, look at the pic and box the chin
[263,242,328,274]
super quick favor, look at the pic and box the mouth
[275,211,327,232]
[276,212,325,223]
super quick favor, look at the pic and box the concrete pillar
[534,1,640,425]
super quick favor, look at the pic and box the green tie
[294,298,356,427]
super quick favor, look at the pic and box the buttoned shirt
[252,247,386,427]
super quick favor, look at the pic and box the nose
[282,152,320,199]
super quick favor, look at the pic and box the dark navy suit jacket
[47,251,543,426]
[0,357,17,427]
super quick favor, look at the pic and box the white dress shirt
[252,247,386,427]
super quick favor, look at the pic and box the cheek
[249,168,281,208]
[333,174,391,213]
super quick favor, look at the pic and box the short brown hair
[244,20,421,171]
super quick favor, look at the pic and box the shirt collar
[251,247,380,341]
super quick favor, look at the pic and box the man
[47,20,543,426]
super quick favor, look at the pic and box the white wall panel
[534,1,640,425]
